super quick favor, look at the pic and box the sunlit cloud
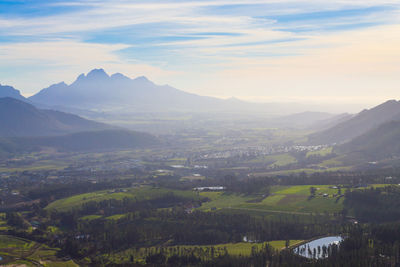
[0,0,399,107]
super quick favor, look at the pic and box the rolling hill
[0,97,112,137]
[309,100,400,144]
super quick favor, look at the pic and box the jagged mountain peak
[87,68,109,79]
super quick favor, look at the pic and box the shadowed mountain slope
[309,100,400,144]
[0,97,112,137]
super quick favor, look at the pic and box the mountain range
[0,97,158,153]
[29,69,239,113]
[305,99,400,161]
[2,68,400,160]
[27,69,343,115]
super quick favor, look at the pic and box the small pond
[294,236,343,259]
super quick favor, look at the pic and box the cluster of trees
[51,206,345,259]
[51,193,204,228]
[268,170,400,186]
[25,178,139,201]
[289,150,337,167]
[6,212,29,229]
[108,224,400,266]
[344,185,400,222]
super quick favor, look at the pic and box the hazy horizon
[11,68,378,114]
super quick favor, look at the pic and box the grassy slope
[46,187,201,211]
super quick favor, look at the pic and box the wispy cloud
[0,0,399,105]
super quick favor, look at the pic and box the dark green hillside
[337,120,400,160]
[0,97,112,137]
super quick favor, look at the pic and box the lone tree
[310,187,317,195]
[309,187,317,200]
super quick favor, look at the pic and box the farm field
[199,185,344,214]
[246,153,297,167]
[200,184,391,215]
[251,166,353,176]
[47,183,391,217]
[306,147,333,157]
[0,235,78,266]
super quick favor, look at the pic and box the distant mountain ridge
[28,68,343,115]
[309,100,400,144]
[0,97,159,154]
[267,111,338,129]
[0,97,112,137]
[29,69,225,112]
[0,84,27,101]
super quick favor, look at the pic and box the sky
[0,0,399,110]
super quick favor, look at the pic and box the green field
[251,166,353,176]
[198,191,257,211]
[306,147,333,157]
[47,183,386,217]
[180,175,206,181]
[52,184,347,216]
[247,153,297,167]
[199,185,344,214]
[46,186,202,211]
[319,155,346,167]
